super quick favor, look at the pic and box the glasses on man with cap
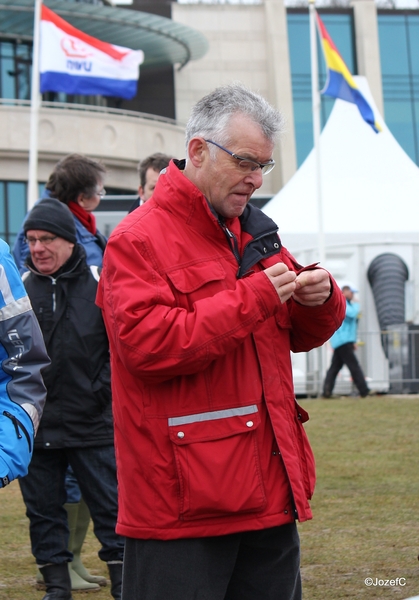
[204,140,275,176]
[25,235,58,247]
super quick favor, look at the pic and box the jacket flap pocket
[166,260,226,293]
[295,401,310,424]
[168,404,260,445]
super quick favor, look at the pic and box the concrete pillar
[264,0,297,191]
[350,0,384,117]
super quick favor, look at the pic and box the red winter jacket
[97,160,345,540]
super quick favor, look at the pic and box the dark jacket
[23,244,113,449]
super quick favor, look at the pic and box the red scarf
[68,201,97,235]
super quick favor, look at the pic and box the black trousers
[323,342,370,397]
[122,522,301,600]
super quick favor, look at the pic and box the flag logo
[316,11,381,133]
[61,38,93,60]
[40,5,144,100]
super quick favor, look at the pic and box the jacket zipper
[3,410,32,452]
[52,278,57,312]
[218,221,241,271]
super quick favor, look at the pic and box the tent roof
[0,0,209,69]
[263,77,419,234]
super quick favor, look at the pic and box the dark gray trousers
[323,341,370,397]
[122,522,301,600]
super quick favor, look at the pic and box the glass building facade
[378,11,419,166]
[287,9,357,167]
[287,8,419,170]
[0,182,27,246]
[2,4,419,243]
[0,41,32,100]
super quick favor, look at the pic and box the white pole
[309,0,325,267]
[28,0,42,210]
[309,0,326,394]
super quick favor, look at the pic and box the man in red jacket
[97,83,345,600]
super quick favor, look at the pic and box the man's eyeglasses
[25,235,58,247]
[204,140,275,176]
[97,189,106,199]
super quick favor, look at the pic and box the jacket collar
[155,160,279,236]
[153,160,282,277]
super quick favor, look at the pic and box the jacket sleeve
[287,283,346,353]
[97,231,283,383]
[0,241,50,488]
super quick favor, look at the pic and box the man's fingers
[264,262,289,278]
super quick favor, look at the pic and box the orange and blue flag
[316,11,381,133]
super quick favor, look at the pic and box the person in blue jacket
[13,153,107,274]
[323,285,370,398]
[0,238,49,488]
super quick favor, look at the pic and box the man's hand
[263,263,297,304]
[293,269,331,306]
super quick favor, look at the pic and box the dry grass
[299,395,419,599]
[1,395,419,599]
[0,483,109,600]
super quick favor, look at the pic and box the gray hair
[185,83,284,157]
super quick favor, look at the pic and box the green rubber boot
[67,499,107,588]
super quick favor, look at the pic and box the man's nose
[244,168,263,188]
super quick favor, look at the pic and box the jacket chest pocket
[168,405,266,521]
[166,260,227,308]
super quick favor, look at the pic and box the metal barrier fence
[293,325,419,397]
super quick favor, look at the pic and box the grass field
[1,395,418,600]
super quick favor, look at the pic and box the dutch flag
[39,5,144,100]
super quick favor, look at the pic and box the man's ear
[188,138,207,168]
[75,192,85,206]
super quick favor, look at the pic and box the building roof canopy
[0,0,209,69]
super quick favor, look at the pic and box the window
[378,12,419,166]
[0,41,31,100]
[287,10,357,166]
[0,182,27,246]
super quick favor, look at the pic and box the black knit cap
[24,198,77,244]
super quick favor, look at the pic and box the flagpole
[309,0,326,395]
[309,0,325,268]
[28,0,42,210]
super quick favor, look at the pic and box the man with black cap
[18,198,124,600]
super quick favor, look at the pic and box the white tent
[263,77,419,234]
